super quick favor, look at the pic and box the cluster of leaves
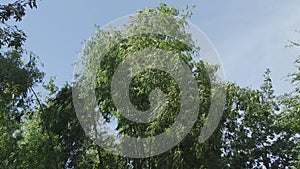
[0,0,37,49]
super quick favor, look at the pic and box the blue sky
[19,0,300,95]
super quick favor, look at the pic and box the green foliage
[0,0,37,49]
[0,2,300,169]
[0,1,43,168]
[277,56,300,168]
[222,70,288,168]
[78,3,221,169]
[0,0,43,112]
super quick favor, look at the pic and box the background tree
[277,55,300,168]
[221,70,288,168]
[0,1,43,168]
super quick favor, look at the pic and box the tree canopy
[0,2,299,169]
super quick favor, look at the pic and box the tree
[0,0,42,118]
[221,69,292,168]
[74,3,225,168]
[277,55,300,168]
[0,1,43,168]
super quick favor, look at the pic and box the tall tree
[277,55,300,168]
[75,3,225,168]
[221,69,290,168]
[0,1,43,168]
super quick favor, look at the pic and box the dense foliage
[0,2,299,169]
